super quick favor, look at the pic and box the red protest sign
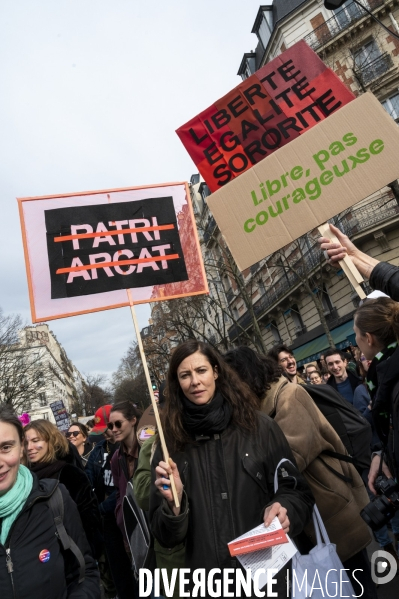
[176,41,355,193]
[18,182,208,322]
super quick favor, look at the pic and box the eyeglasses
[66,431,80,438]
[107,420,127,431]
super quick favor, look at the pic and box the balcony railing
[338,194,399,237]
[354,52,393,86]
[303,0,384,51]
[228,192,399,341]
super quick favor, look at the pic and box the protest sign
[50,399,71,432]
[176,40,354,193]
[137,403,157,446]
[207,93,399,271]
[18,182,208,322]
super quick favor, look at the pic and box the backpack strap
[49,486,86,584]
[323,449,355,463]
[318,457,353,484]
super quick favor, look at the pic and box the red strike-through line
[54,224,175,242]
[56,254,180,274]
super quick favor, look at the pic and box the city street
[2,1,399,598]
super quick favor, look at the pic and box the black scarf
[368,342,398,446]
[29,459,66,480]
[180,389,232,437]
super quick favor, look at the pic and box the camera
[361,475,399,530]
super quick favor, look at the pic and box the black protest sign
[50,400,71,432]
[45,197,188,299]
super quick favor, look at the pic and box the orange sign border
[18,181,208,323]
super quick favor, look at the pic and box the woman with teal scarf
[0,405,101,599]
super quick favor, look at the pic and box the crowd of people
[1,223,399,598]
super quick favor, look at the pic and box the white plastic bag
[274,459,355,599]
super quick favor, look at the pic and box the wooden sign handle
[318,223,366,300]
[127,289,180,508]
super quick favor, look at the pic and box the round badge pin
[39,549,50,563]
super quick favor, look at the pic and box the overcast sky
[0,0,266,381]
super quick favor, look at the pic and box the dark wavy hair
[162,340,260,452]
[68,422,88,439]
[111,401,142,423]
[267,344,292,362]
[224,346,282,400]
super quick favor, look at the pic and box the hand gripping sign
[18,182,208,322]
[19,182,207,509]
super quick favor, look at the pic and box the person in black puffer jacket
[150,340,314,598]
[24,419,103,560]
[86,427,127,599]
[0,406,100,599]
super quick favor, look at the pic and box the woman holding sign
[150,340,314,597]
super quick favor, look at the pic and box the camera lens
[361,496,398,530]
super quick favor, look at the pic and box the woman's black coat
[373,344,399,479]
[150,412,314,595]
[0,474,100,599]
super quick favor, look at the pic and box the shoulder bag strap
[49,486,86,584]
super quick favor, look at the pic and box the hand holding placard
[318,223,366,299]
[318,223,380,282]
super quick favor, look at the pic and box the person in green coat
[133,387,184,599]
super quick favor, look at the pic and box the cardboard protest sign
[18,182,208,322]
[207,93,399,271]
[50,399,71,432]
[176,41,354,193]
[137,403,157,446]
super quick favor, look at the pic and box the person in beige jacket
[224,346,377,599]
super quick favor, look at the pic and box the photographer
[353,298,399,519]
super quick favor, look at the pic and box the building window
[354,39,381,68]
[333,0,366,30]
[381,93,399,122]
[38,392,46,407]
[238,52,257,81]
[314,285,334,314]
[254,8,273,49]
[290,305,306,335]
[266,320,282,343]
[271,322,282,343]
[198,182,210,204]
[353,39,392,85]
